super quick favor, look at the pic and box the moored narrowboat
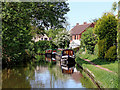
[57,48,63,55]
[45,49,57,55]
[61,49,75,65]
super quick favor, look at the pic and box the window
[41,38,43,40]
[45,38,47,40]
[75,35,76,40]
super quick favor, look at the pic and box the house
[32,34,51,42]
[69,22,95,49]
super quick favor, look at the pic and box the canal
[2,55,96,88]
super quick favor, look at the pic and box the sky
[66,1,118,30]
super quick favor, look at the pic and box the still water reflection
[2,55,96,88]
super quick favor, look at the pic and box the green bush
[94,13,117,60]
[105,45,117,61]
[81,28,98,54]
[34,40,57,54]
[94,43,98,56]
[98,39,107,59]
[78,47,85,54]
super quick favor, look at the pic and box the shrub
[78,47,85,54]
[105,45,117,61]
[81,28,98,54]
[34,40,57,54]
[98,39,107,59]
[94,13,117,60]
[94,43,98,56]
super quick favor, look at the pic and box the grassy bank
[75,53,118,88]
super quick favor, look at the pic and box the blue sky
[66,2,117,30]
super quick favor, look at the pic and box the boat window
[70,51,73,56]
[63,51,68,55]
[63,50,73,56]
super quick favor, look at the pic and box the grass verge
[75,53,118,88]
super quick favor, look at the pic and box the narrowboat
[45,55,56,62]
[61,49,75,65]
[57,48,63,55]
[45,49,57,55]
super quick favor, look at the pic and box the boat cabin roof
[63,49,74,51]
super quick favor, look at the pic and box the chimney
[84,22,87,24]
[76,23,79,26]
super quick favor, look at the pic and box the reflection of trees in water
[35,66,48,73]
[48,65,71,88]
[24,64,36,80]
[49,65,71,81]
[2,59,96,88]
[2,68,31,88]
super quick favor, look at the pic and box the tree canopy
[81,28,98,54]
[94,13,117,60]
[31,2,70,30]
[2,2,70,66]
[54,29,70,48]
[45,28,64,40]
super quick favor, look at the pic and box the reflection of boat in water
[61,49,75,65]
[61,59,75,74]
[61,65,74,74]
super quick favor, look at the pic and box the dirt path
[80,57,116,74]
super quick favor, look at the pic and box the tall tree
[2,2,33,65]
[45,28,64,40]
[31,2,70,30]
[111,1,120,60]
[81,28,98,54]
[118,1,120,61]
[94,13,117,60]
[112,2,117,12]
[2,2,70,66]
[54,29,70,48]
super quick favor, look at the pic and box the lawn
[76,53,118,74]
[75,53,118,88]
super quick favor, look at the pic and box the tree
[2,2,70,66]
[81,28,98,54]
[118,1,120,61]
[54,29,70,48]
[111,1,120,61]
[45,28,64,40]
[2,2,33,65]
[111,2,117,12]
[31,2,70,30]
[94,13,117,60]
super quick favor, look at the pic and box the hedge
[104,45,117,61]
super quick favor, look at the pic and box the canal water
[2,55,96,88]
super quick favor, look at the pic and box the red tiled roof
[70,23,95,35]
